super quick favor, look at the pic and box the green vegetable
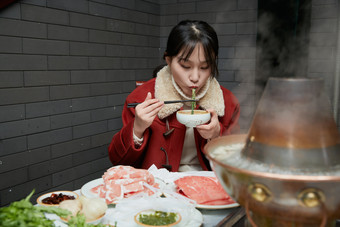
[191,88,196,114]
[138,211,178,226]
[0,190,112,227]
[0,189,70,227]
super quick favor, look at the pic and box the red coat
[108,78,240,172]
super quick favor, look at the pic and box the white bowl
[176,110,211,127]
[36,191,79,207]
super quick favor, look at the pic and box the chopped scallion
[191,88,196,114]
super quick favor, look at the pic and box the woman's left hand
[196,109,220,140]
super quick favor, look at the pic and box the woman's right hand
[133,92,164,138]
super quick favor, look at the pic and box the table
[75,168,244,226]
[199,207,240,226]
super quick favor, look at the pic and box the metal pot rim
[204,134,340,182]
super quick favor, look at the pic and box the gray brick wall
[308,0,340,130]
[0,0,160,206]
[0,0,339,207]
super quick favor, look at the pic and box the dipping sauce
[135,210,180,226]
[41,193,75,205]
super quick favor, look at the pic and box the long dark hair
[164,20,219,77]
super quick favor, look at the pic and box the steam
[256,11,310,81]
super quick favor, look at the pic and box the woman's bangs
[178,41,197,61]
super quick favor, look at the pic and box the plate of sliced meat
[147,166,239,210]
[81,165,160,204]
[82,165,238,210]
[173,175,239,210]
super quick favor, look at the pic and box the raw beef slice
[174,176,234,205]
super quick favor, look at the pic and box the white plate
[36,191,79,207]
[111,196,203,227]
[80,178,103,198]
[156,171,239,210]
[196,202,239,210]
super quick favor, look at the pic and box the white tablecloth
[46,189,237,227]
[75,189,237,227]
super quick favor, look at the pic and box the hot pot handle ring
[244,187,328,227]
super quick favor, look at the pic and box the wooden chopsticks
[127,99,196,108]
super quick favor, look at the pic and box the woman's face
[165,43,212,97]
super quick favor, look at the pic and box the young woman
[108,20,240,172]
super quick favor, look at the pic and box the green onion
[191,88,196,114]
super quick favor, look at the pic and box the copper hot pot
[204,78,340,227]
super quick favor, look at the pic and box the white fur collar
[155,66,225,119]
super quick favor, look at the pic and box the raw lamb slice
[90,184,103,195]
[104,182,123,204]
[174,176,235,205]
[90,184,108,199]
[91,165,158,204]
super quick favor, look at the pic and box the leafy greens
[0,190,70,227]
[0,190,110,227]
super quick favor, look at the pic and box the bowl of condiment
[134,209,181,227]
[176,110,210,127]
[37,191,78,207]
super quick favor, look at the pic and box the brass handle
[298,188,325,208]
[245,183,271,227]
[245,186,327,227]
[248,183,272,203]
[245,198,328,227]
[298,188,327,227]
